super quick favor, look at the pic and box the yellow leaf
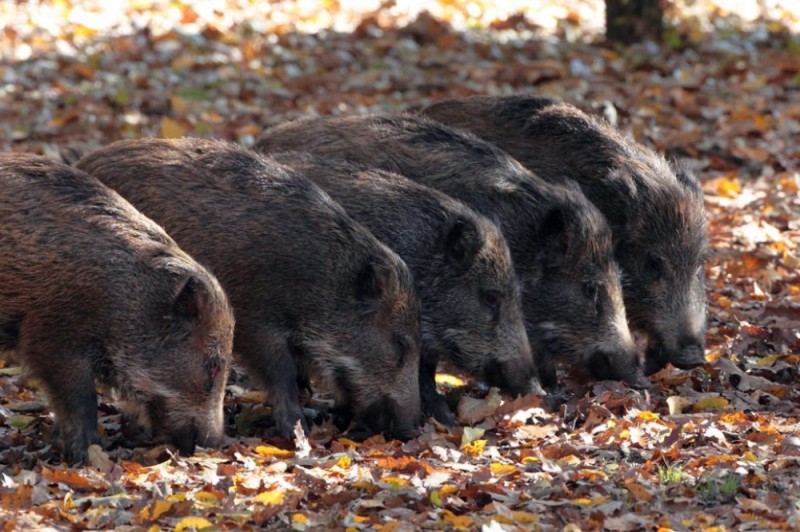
[442,510,473,530]
[512,511,538,524]
[489,463,518,476]
[462,439,486,457]
[254,490,285,506]
[636,410,660,422]
[381,476,410,486]
[742,451,758,462]
[174,516,213,531]
[521,456,540,464]
[558,455,581,465]
[256,445,294,459]
[337,438,360,448]
[193,491,218,508]
[352,515,370,523]
[714,176,742,198]
[292,514,308,524]
[691,397,730,412]
[440,484,458,496]
[494,514,514,525]
[336,455,352,469]
[151,500,172,520]
[161,117,185,139]
[167,493,187,502]
[756,354,781,366]
[430,490,442,507]
[719,411,748,424]
[435,373,466,387]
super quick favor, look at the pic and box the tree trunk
[605,0,664,44]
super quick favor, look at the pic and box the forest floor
[1,0,799,529]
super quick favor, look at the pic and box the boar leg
[420,355,455,425]
[32,347,99,464]
[536,350,559,390]
[235,323,308,439]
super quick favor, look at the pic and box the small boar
[419,95,709,375]
[0,153,234,464]
[75,139,422,440]
[267,151,535,424]
[255,115,650,390]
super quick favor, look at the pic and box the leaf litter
[1,0,799,529]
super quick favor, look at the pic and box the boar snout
[169,425,198,456]
[589,349,651,390]
[358,398,419,441]
[671,339,706,370]
[483,358,536,397]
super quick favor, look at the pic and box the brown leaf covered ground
[1,1,799,529]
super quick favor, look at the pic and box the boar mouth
[169,424,199,456]
[352,398,417,442]
[482,358,531,396]
[588,350,651,390]
[643,327,707,375]
[644,342,706,375]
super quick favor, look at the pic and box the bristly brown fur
[0,153,234,464]
[256,115,648,389]
[76,138,422,440]
[268,151,534,422]
[420,95,709,375]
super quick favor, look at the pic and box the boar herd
[0,95,708,464]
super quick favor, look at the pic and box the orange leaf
[461,439,486,457]
[442,510,473,530]
[255,445,294,459]
[42,467,99,491]
[625,479,654,502]
[714,176,742,198]
[636,411,660,422]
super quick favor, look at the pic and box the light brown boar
[0,153,234,464]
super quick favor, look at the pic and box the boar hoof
[275,415,308,440]
[59,432,99,465]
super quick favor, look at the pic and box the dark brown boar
[419,95,709,375]
[265,150,535,424]
[0,153,234,464]
[75,139,422,440]
[255,115,650,390]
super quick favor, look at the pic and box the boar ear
[538,207,570,269]
[355,262,387,303]
[671,162,703,196]
[444,216,482,272]
[173,275,204,321]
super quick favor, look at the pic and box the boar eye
[393,334,411,367]
[645,253,664,281]
[479,290,502,316]
[204,356,223,392]
[582,282,600,310]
